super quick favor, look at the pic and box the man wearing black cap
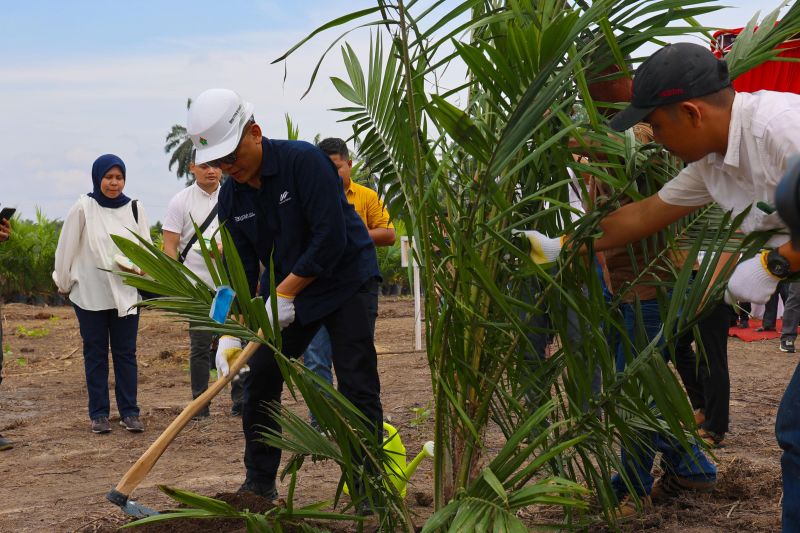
[523,42,800,529]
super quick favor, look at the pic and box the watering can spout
[403,440,434,481]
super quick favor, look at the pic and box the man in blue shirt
[187,89,383,503]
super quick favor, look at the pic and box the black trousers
[674,302,731,435]
[243,280,383,482]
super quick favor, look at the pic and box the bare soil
[0,298,792,532]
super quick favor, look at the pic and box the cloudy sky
[0,0,785,224]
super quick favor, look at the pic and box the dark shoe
[356,499,375,516]
[781,338,796,353]
[698,428,726,448]
[238,479,278,500]
[0,435,13,450]
[650,474,716,501]
[91,417,112,434]
[230,404,242,417]
[192,405,211,420]
[738,319,749,329]
[119,415,145,433]
[756,326,775,332]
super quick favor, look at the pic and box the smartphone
[0,207,15,221]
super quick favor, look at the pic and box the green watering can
[344,422,434,498]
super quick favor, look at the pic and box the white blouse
[53,195,153,317]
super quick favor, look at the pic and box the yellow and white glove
[266,293,296,330]
[725,251,781,305]
[513,230,566,265]
[215,335,242,379]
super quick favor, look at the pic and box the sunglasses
[208,121,253,168]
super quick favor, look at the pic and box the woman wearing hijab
[53,154,152,434]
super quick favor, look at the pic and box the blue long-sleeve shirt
[217,137,380,324]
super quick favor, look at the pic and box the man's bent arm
[593,194,701,252]
[369,228,396,246]
[162,230,181,260]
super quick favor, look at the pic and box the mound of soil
[107,492,346,533]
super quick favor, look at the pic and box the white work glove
[725,252,781,305]
[215,335,242,379]
[512,230,565,264]
[266,293,296,330]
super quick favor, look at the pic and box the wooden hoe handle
[113,338,262,497]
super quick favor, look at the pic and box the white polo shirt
[658,90,800,246]
[163,183,220,288]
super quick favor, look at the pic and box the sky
[0,0,785,224]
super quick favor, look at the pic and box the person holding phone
[53,154,153,435]
[0,211,13,450]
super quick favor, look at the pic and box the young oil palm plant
[113,1,800,530]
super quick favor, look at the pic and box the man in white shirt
[163,150,244,418]
[526,43,800,530]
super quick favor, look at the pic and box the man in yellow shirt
[304,138,395,428]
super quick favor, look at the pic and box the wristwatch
[765,249,791,279]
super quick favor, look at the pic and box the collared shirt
[344,180,394,230]
[162,182,220,287]
[658,90,800,245]
[217,137,379,324]
[53,196,153,316]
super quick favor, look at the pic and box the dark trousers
[73,305,140,420]
[738,302,751,323]
[776,360,800,532]
[763,280,790,329]
[674,302,730,435]
[189,328,244,405]
[243,280,383,483]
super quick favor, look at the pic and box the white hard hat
[187,89,255,164]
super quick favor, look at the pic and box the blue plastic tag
[210,285,235,324]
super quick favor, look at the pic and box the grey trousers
[781,282,800,341]
[189,328,244,406]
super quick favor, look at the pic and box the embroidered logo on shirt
[279,191,292,205]
[199,137,208,146]
[234,212,256,223]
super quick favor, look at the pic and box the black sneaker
[738,319,749,329]
[230,404,242,417]
[781,338,796,353]
[119,415,145,433]
[0,435,13,450]
[238,479,278,500]
[756,326,776,332]
[91,417,112,434]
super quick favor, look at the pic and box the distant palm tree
[164,98,194,186]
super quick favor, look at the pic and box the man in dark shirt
[187,89,383,502]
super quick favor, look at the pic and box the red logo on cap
[659,88,685,98]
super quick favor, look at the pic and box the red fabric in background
[729,318,786,342]
[712,28,800,94]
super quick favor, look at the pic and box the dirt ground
[0,297,792,532]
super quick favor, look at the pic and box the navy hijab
[88,154,132,208]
